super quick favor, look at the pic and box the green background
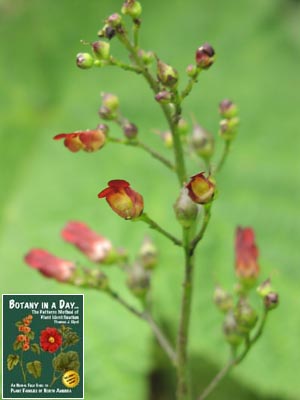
[2,295,83,399]
[0,0,299,399]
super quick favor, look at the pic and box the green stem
[106,287,177,364]
[181,70,201,100]
[133,19,141,49]
[190,203,212,256]
[215,141,231,173]
[138,213,182,247]
[176,228,194,400]
[108,137,175,171]
[19,350,27,383]
[108,56,142,73]
[197,310,269,400]
[115,26,187,185]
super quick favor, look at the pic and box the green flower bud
[123,121,138,139]
[139,236,158,270]
[106,13,122,27]
[92,41,110,60]
[121,0,142,18]
[127,261,150,298]
[219,99,238,119]
[178,118,189,136]
[98,25,116,40]
[102,93,120,112]
[174,187,198,228]
[83,268,109,290]
[223,311,244,346]
[257,279,273,297]
[155,91,173,104]
[213,286,233,313]
[219,117,239,141]
[190,123,214,159]
[186,64,198,78]
[264,292,279,311]
[138,49,155,65]
[76,53,94,69]
[157,59,178,88]
[98,106,116,121]
[234,299,258,334]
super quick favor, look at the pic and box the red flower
[54,129,106,153]
[235,227,259,283]
[40,327,62,353]
[61,221,112,262]
[186,172,215,204]
[24,249,75,282]
[98,179,144,219]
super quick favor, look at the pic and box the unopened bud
[235,299,258,334]
[139,50,155,65]
[107,13,122,27]
[98,25,116,40]
[99,106,115,120]
[96,123,110,136]
[102,93,119,111]
[213,286,233,313]
[264,292,279,310]
[76,53,94,69]
[155,91,173,104]
[123,122,138,139]
[257,279,272,297]
[92,41,110,60]
[186,64,198,78]
[127,262,150,297]
[178,118,189,136]
[219,99,238,119]
[219,117,239,141]
[139,236,158,270]
[190,123,214,159]
[157,59,178,88]
[121,0,142,18]
[195,43,215,69]
[84,269,109,290]
[223,311,244,346]
[174,187,198,228]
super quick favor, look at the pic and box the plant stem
[176,229,194,400]
[190,204,212,256]
[215,141,231,173]
[197,309,269,400]
[108,137,175,171]
[133,19,141,49]
[115,27,187,185]
[109,56,142,73]
[19,350,27,383]
[138,213,183,247]
[181,71,201,100]
[106,287,177,364]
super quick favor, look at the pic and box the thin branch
[138,213,183,247]
[214,141,231,174]
[181,71,201,100]
[108,137,175,171]
[105,287,177,364]
[190,204,212,256]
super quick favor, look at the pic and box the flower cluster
[16,315,33,351]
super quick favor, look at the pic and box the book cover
[2,294,84,399]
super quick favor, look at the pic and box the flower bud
[186,64,198,78]
[155,91,173,104]
[121,0,142,18]
[138,49,155,65]
[98,106,115,120]
[219,117,239,141]
[213,286,233,313]
[186,172,215,204]
[178,118,189,136]
[98,25,116,40]
[102,92,120,112]
[264,292,279,310]
[123,122,138,139]
[190,123,214,159]
[257,279,272,297]
[98,179,144,220]
[157,59,178,88]
[84,269,109,290]
[174,187,198,228]
[195,43,215,69]
[223,311,244,346]
[235,227,259,288]
[92,41,110,60]
[76,53,94,69]
[139,236,158,270]
[234,299,258,334]
[96,123,110,136]
[106,13,122,27]
[127,261,150,297]
[219,99,238,119]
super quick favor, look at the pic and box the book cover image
[2,294,84,399]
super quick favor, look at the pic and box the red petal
[98,187,113,198]
[108,179,130,189]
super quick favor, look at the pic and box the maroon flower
[186,172,215,204]
[98,179,144,219]
[195,43,215,69]
[54,129,106,153]
[235,227,259,282]
[61,221,112,262]
[40,327,62,353]
[24,249,75,282]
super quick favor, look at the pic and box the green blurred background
[1,0,300,399]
